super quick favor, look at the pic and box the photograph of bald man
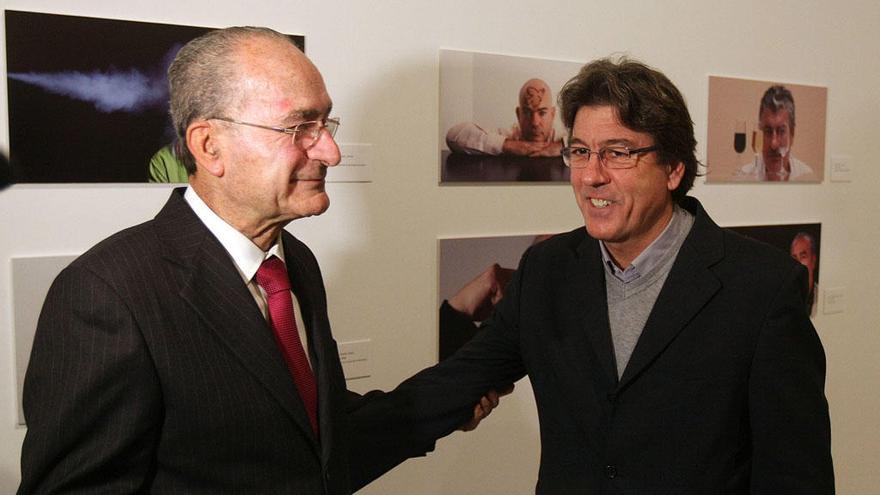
[446,77,562,157]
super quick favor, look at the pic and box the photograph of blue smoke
[4,11,304,183]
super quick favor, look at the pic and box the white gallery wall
[1,0,878,493]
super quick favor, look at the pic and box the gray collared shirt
[601,205,695,378]
[600,205,694,284]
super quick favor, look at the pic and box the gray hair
[759,85,796,130]
[167,26,298,174]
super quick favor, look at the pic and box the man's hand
[501,138,563,158]
[502,139,553,156]
[448,263,515,322]
[458,384,515,432]
[528,139,563,158]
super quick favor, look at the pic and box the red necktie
[255,256,318,435]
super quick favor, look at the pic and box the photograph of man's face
[706,76,826,183]
[790,232,818,294]
[760,106,794,173]
[516,79,556,142]
[728,223,821,317]
[439,49,582,183]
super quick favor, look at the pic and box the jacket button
[606,392,617,403]
[604,465,617,479]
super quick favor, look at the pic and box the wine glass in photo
[734,120,746,153]
[751,123,764,154]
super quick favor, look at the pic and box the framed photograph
[439,49,582,183]
[4,10,304,183]
[438,233,554,359]
[727,223,821,317]
[12,254,78,425]
[706,76,827,183]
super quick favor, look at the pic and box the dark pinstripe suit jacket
[19,188,416,494]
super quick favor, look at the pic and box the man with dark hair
[19,26,496,494]
[739,84,815,181]
[401,57,833,493]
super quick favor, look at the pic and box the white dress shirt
[184,187,312,368]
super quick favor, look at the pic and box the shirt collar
[600,205,692,283]
[184,187,285,284]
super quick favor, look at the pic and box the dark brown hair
[558,56,700,203]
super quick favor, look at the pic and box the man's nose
[578,153,610,186]
[308,129,341,166]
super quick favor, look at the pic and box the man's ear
[187,120,224,177]
[666,161,685,191]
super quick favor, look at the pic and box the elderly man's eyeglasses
[561,145,658,169]
[212,116,340,147]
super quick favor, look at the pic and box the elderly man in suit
[18,27,495,494]
[403,57,834,493]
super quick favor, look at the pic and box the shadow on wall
[1,153,11,190]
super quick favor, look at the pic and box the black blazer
[19,189,410,494]
[399,196,834,494]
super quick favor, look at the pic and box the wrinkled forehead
[759,107,792,128]
[235,37,317,85]
[232,39,331,116]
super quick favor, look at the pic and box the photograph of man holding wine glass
[705,75,826,183]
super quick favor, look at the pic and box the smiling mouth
[590,198,612,208]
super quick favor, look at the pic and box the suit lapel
[618,199,724,390]
[156,189,320,451]
[545,234,617,444]
[556,238,617,386]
